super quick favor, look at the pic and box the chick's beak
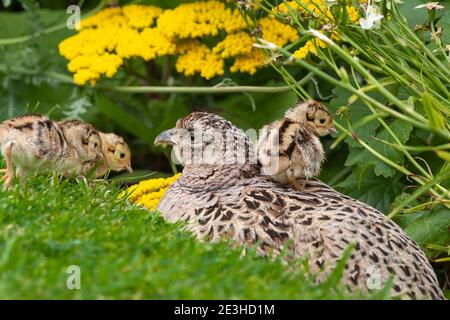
[126,164,133,173]
[329,125,337,134]
[154,128,178,146]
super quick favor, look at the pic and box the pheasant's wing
[158,177,443,299]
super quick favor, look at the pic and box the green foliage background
[0,0,448,298]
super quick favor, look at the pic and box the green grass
[0,175,382,299]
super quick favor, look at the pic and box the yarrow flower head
[120,174,182,211]
[272,1,359,60]
[59,1,299,84]
[59,1,362,83]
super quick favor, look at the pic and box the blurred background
[0,0,449,295]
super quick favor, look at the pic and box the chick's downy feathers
[0,114,102,187]
[257,100,335,191]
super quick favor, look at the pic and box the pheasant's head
[284,100,336,136]
[154,112,256,168]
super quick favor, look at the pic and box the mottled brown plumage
[155,111,443,300]
[0,114,102,187]
[257,100,335,191]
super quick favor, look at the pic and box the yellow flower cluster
[176,41,225,79]
[59,1,362,84]
[59,5,171,85]
[293,38,327,60]
[272,0,327,16]
[259,17,299,47]
[272,1,360,60]
[121,174,182,211]
[59,1,301,84]
[157,1,246,38]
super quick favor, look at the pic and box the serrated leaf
[372,119,414,177]
[397,206,450,247]
[328,86,381,148]
[345,119,413,177]
[390,192,421,212]
[336,167,404,213]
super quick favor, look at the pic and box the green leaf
[422,91,446,130]
[397,206,450,247]
[328,86,381,148]
[345,119,413,178]
[372,119,414,177]
[390,192,421,212]
[436,150,450,161]
[336,166,404,213]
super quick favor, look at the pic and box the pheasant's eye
[120,153,125,159]
[319,118,326,124]
[93,142,98,148]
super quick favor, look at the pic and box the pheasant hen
[155,112,444,300]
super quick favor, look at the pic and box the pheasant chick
[80,132,132,177]
[0,115,102,188]
[256,100,335,191]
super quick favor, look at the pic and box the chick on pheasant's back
[256,100,335,191]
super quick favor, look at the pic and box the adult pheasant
[155,112,444,299]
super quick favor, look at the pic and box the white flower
[414,2,444,10]
[359,5,384,30]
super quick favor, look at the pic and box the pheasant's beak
[154,128,178,146]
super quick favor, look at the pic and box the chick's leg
[3,143,14,189]
[286,169,306,192]
[291,178,306,192]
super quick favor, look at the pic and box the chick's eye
[319,118,326,124]
[120,153,125,159]
[93,142,98,148]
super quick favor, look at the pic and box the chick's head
[100,132,132,173]
[86,130,103,162]
[285,99,336,136]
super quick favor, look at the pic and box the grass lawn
[0,175,385,299]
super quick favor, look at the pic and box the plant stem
[288,57,450,140]
[0,64,314,94]
[388,168,450,219]
[333,121,444,201]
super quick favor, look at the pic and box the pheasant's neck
[179,164,259,190]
